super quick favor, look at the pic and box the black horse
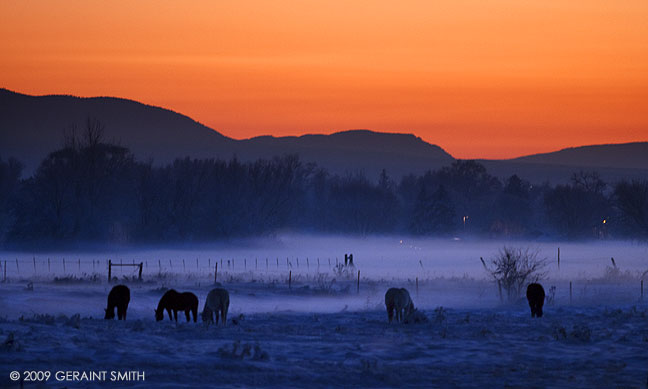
[105,285,130,320]
[155,289,199,322]
[526,283,545,318]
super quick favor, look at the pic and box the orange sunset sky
[1,0,647,159]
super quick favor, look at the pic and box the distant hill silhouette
[236,130,454,179]
[1,88,646,183]
[478,159,648,186]
[0,89,453,178]
[0,88,234,174]
[510,142,648,170]
[477,142,648,184]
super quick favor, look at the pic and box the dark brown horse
[526,283,545,318]
[105,285,130,320]
[155,289,198,322]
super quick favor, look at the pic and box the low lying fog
[1,236,646,318]
[3,235,647,281]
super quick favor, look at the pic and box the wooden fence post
[214,262,218,283]
[108,260,112,282]
[33,257,36,272]
[138,263,143,280]
[641,280,644,301]
[357,270,360,293]
[289,270,292,290]
[557,247,560,269]
[569,281,573,304]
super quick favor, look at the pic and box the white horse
[385,287,415,323]
[201,288,230,326]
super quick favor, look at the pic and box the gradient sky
[1,0,647,159]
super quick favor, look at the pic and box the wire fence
[0,252,646,301]
[0,256,362,281]
[0,254,646,307]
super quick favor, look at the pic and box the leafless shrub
[314,273,336,294]
[546,286,556,305]
[481,246,547,302]
[332,263,355,279]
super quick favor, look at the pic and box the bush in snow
[433,306,447,324]
[65,313,81,329]
[546,286,556,306]
[403,308,428,324]
[332,262,356,280]
[217,341,269,360]
[314,273,337,294]
[481,246,547,302]
[2,332,22,351]
[19,313,56,325]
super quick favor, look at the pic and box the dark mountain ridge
[1,88,646,183]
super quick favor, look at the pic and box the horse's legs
[215,310,219,325]
[222,307,228,326]
[173,309,178,322]
[189,308,196,322]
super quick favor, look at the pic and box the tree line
[1,121,647,246]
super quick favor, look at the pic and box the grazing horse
[201,288,230,326]
[385,288,415,323]
[526,283,545,318]
[104,284,130,320]
[155,289,199,322]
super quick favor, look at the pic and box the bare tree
[63,117,105,151]
[481,246,548,302]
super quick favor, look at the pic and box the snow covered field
[1,237,647,387]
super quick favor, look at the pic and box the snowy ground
[1,237,647,387]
